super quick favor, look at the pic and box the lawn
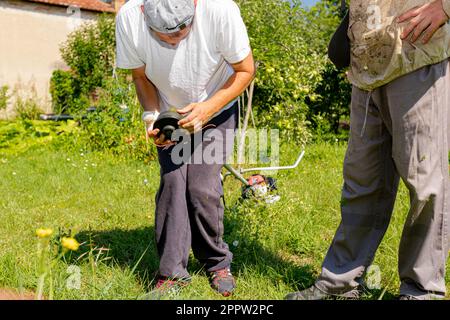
[0,126,448,300]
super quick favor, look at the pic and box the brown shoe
[139,277,190,300]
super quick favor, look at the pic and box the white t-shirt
[115,0,251,114]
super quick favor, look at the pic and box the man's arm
[398,0,450,44]
[132,66,175,146]
[204,51,256,114]
[132,65,160,112]
[177,51,255,132]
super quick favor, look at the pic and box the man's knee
[187,180,222,205]
[159,169,186,194]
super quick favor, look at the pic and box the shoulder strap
[341,0,347,14]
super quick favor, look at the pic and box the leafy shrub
[14,98,43,120]
[236,0,350,145]
[60,15,115,94]
[65,72,156,162]
[307,62,351,137]
[50,69,90,115]
[50,70,78,114]
[236,0,327,145]
[50,15,115,115]
[13,87,44,120]
[305,1,351,139]
[0,120,72,154]
[309,112,349,143]
[0,85,9,111]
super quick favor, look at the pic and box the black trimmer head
[153,110,184,141]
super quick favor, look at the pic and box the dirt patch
[277,251,315,267]
[0,288,36,300]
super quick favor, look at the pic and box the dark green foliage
[307,62,351,138]
[305,0,351,140]
[60,14,116,95]
[50,15,115,115]
[236,0,351,144]
[236,0,326,145]
[0,85,9,111]
[72,72,156,162]
[50,70,81,115]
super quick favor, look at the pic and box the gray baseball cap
[143,0,195,34]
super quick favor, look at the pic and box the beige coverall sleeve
[443,0,450,18]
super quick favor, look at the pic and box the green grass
[0,139,448,300]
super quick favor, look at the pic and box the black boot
[285,285,361,300]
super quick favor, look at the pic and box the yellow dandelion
[61,237,80,251]
[36,228,53,238]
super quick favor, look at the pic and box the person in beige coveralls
[287,0,450,300]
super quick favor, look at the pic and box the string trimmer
[222,151,305,204]
[152,111,306,203]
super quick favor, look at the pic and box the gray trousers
[315,59,450,299]
[154,106,237,279]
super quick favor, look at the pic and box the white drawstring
[360,90,373,138]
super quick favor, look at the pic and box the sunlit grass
[0,141,448,299]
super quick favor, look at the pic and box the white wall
[0,0,100,117]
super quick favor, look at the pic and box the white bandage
[142,110,160,131]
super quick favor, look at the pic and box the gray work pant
[315,59,450,299]
[155,106,237,279]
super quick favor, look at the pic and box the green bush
[305,1,351,139]
[0,85,9,111]
[50,70,77,114]
[60,15,115,95]
[50,15,115,115]
[307,62,351,137]
[236,0,326,145]
[14,98,43,120]
[65,72,156,162]
[0,120,71,154]
[13,87,44,120]
[236,0,350,145]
